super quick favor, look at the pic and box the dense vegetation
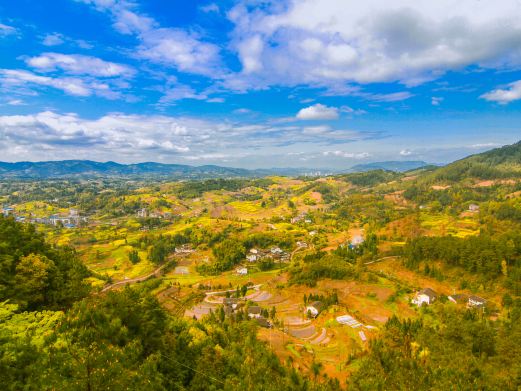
[403,233,521,295]
[0,216,90,310]
[349,304,521,390]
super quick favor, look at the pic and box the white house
[249,248,258,254]
[246,254,257,262]
[412,288,438,307]
[271,246,283,254]
[306,301,324,318]
[469,204,480,212]
[236,267,248,275]
[468,295,486,308]
[351,235,365,246]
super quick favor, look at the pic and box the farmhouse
[412,288,438,306]
[350,235,364,247]
[469,204,480,212]
[247,306,262,318]
[246,254,257,262]
[236,267,248,275]
[306,301,324,318]
[255,316,272,328]
[468,295,486,308]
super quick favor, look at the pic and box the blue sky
[1,0,521,169]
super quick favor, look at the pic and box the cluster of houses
[2,206,86,228]
[245,246,290,264]
[174,244,195,255]
[290,212,312,224]
[137,208,173,219]
[223,298,272,328]
[412,287,487,309]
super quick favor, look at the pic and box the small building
[2,207,14,217]
[350,235,364,247]
[255,316,272,328]
[175,244,194,254]
[309,230,317,236]
[469,204,480,212]
[296,241,308,248]
[247,306,262,319]
[468,295,486,308]
[246,254,257,262]
[412,288,438,307]
[306,301,324,318]
[137,208,148,218]
[236,267,248,275]
[448,293,468,304]
[223,297,240,310]
[249,248,258,254]
[271,246,283,254]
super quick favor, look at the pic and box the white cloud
[229,0,521,87]
[0,111,378,162]
[0,23,17,38]
[77,0,222,77]
[137,28,221,76]
[480,80,521,104]
[42,33,65,46]
[323,150,370,159]
[0,69,124,99]
[400,149,413,156]
[296,103,339,120]
[200,3,219,13]
[6,99,25,106]
[431,96,443,106]
[26,53,135,78]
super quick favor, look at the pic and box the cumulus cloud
[0,111,378,162]
[228,0,521,87]
[480,80,521,104]
[400,149,413,156]
[26,53,135,78]
[76,0,222,77]
[296,104,339,120]
[136,28,221,76]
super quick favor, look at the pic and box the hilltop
[428,141,521,182]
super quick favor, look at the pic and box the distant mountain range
[8,147,520,179]
[349,161,432,173]
[0,160,312,179]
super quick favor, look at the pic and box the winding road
[101,262,170,292]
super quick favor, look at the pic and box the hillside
[429,141,521,182]
[350,160,430,173]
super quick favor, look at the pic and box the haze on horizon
[1,0,521,169]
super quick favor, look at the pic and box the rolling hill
[428,141,521,182]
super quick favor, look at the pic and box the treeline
[403,233,521,294]
[340,170,401,187]
[1,285,342,390]
[289,252,356,287]
[349,304,521,390]
[175,178,273,199]
[0,216,90,310]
